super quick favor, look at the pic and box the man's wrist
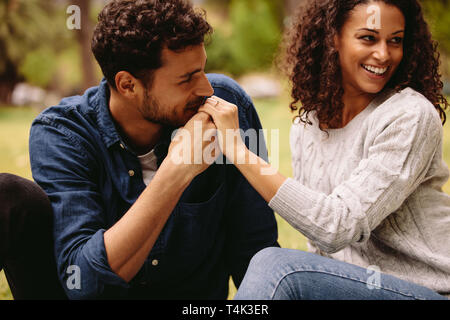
[157,158,195,188]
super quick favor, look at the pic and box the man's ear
[115,71,138,97]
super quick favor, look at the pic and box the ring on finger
[209,98,220,107]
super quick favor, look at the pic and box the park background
[0,0,449,300]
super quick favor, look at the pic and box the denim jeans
[234,247,447,300]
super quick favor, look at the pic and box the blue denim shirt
[29,74,278,299]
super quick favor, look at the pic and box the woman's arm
[234,145,287,203]
[199,97,287,202]
[200,94,443,253]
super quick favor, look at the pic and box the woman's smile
[361,64,390,77]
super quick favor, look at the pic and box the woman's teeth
[362,64,388,76]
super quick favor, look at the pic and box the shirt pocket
[167,181,227,275]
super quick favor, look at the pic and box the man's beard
[140,90,205,127]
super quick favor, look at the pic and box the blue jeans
[234,247,448,300]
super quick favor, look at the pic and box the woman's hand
[200,96,287,202]
[199,96,247,163]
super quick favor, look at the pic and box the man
[28,0,278,299]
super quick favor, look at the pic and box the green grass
[1,95,449,300]
[0,271,13,300]
[0,107,37,180]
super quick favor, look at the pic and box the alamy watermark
[66,265,81,290]
[366,265,381,290]
[66,5,81,30]
[169,121,280,175]
[366,4,381,29]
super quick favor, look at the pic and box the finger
[191,111,211,123]
[207,96,237,114]
[209,95,229,104]
[198,104,218,119]
[205,97,220,108]
[197,110,211,120]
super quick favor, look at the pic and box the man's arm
[104,112,217,282]
[103,159,193,282]
[30,112,215,298]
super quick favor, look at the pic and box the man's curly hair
[91,0,212,89]
[283,0,449,128]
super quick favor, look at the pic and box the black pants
[0,173,66,299]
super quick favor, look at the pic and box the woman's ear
[334,34,340,51]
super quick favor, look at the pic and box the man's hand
[199,96,247,164]
[165,111,219,179]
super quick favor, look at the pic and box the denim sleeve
[224,98,279,288]
[29,120,129,299]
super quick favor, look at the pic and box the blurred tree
[422,0,450,53]
[72,0,97,91]
[205,0,283,76]
[422,0,450,79]
[0,0,68,105]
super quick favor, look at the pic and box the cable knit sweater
[269,88,450,297]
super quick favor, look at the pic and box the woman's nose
[373,41,390,63]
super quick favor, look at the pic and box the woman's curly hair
[91,0,212,89]
[283,0,448,128]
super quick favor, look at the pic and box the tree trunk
[0,59,21,106]
[0,1,21,105]
[73,0,97,91]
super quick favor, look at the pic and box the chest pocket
[174,181,226,269]
[159,165,227,276]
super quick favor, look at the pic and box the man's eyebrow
[178,68,202,79]
[178,58,208,79]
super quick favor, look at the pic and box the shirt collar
[91,79,122,149]
[91,79,175,164]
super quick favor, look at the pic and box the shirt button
[128,170,135,177]
[151,259,158,266]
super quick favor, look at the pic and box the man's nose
[194,73,214,97]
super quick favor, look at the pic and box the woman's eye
[390,37,403,44]
[360,35,376,42]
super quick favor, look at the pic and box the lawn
[1,92,449,300]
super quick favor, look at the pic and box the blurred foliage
[204,0,450,79]
[422,0,450,53]
[19,47,58,88]
[422,0,450,79]
[0,0,71,88]
[0,0,448,98]
[205,0,283,76]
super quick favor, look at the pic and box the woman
[199,0,450,299]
